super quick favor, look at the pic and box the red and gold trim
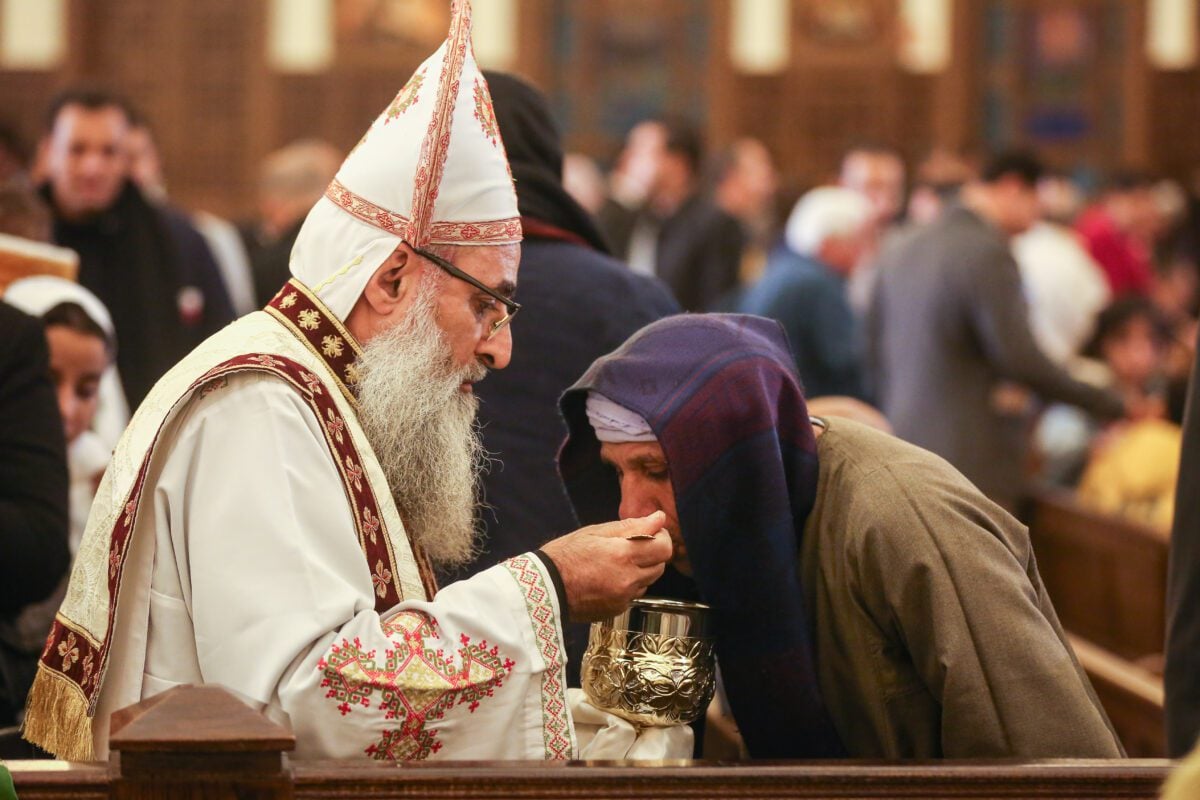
[407,0,473,248]
[266,278,364,406]
[502,555,572,759]
[324,179,522,245]
[266,280,439,601]
[30,351,414,759]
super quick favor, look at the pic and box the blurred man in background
[38,89,233,406]
[238,139,342,306]
[125,117,257,316]
[869,151,1129,510]
[739,186,873,400]
[600,118,743,311]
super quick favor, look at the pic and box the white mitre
[289,0,520,321]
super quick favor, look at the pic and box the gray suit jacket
[868,206,1124,507]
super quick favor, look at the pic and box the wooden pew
[1025,489,1170,756]
[1070,634,1166,758]
[6,686,1175,800]
[1026,488,1169,661]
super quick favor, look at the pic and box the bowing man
[557,313,1124,759]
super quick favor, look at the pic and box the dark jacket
[1166,334,1200,755]
[868,205,1124,508]
[242,219,304,308]
[438,72,680,683]
[600,194,745,313]
[0,303,68,612]
[45,181,235,407]
[739,247,869,400]
[0,303,68,724]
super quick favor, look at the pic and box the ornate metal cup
[580,598,716,727]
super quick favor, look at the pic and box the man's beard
[355,280,489,570]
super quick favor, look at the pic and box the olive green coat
[801,417,1123,758]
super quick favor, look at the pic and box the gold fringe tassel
[21,665,94,761]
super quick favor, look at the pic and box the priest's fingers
[631,561,667,595]
[585,511,667,540]
[628,530,672,568]
[541,523,674,622]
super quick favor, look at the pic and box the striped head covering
[559,314,845,758]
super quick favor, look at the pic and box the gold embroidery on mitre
[473,77,500,147]
[386,67,426,123]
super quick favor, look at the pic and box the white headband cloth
[586,392,657,444]
[5,275,116,341]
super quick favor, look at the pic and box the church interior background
[0,0,1196,220]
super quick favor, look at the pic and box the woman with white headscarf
[4,276,123,558]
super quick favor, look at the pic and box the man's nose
[78,151,108,177]
[618,488,657,521]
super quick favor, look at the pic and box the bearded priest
[24,1,672,762]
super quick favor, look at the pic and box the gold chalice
[580,598,716,727]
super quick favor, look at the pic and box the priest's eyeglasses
[412,245,521,339]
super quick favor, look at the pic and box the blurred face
[992,176,1040,236]
[840,152,905,225]
[125,125,165,200]
[1102,317,1163,389]
[44,104,130,219]
[600,441,689,575]
[620,121,667,193]
[46,325,108,444]
[820,224,874,275]
[1036,175,1082,224]
[732,141,779,216]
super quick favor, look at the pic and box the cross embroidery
[317,611,513,761]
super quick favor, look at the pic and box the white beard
[355,280,489,570]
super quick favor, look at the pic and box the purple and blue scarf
[559,314,845,758]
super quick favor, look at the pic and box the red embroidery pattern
[502,556,572,759]
[36,345,414,718]
[324,179,522,245]
[407,0,472,247]
[472,77,500,147]
[385,68,426,123]
[317,610,514,761]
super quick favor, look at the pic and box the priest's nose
[477,324,512,370]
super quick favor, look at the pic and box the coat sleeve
[962,245,1124,418]
[0,306,69,611]
[848,459,1123,758]
[153,374,574,760]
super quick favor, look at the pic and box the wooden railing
[5,686,1174,799]
[1026,487,1169,660]
[1026,488,1170,757]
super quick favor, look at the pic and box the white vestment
[132,371,571,761]
[30,283,576,762]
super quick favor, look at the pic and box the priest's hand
[539,511,672,622]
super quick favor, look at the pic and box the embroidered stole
[25,279,432,760]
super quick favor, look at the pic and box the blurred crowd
[570,119,1199,529]
[0,93,1195,544]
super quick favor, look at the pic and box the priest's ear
[347,243,425,341]
[363,243,423,313]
